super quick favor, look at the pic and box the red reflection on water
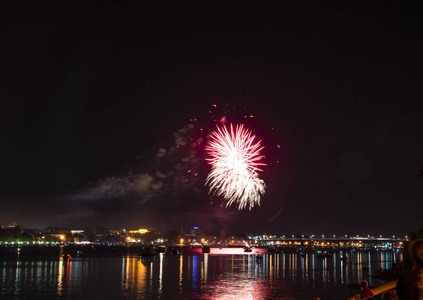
[191,254,289,300]
[209,248,267,255]
[194,279,274,300]
[185,247,267,255]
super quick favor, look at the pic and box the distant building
[71,230,85,234]
[185,226,199,237]
[46,233,66,241]
[108,229,122,235]
[129,229,150,234]
[1,221,18,229]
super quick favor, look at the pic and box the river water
[0,247,402,299]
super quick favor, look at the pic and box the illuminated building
[129,229,150,234]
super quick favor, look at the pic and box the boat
[317,254,332,258]
[139,246,156,256]
[340,255,349,263]
[316,250,331,258]
[202,245,210,253]
[244,246,253,253]
[156,244,166,253]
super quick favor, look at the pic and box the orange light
[128,229,150,234]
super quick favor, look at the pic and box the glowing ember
[205,124,266,210]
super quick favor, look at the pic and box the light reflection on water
[0,250,403,299]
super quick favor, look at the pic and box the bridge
[248,235,407,249]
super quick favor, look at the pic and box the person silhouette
[396,239,423,300]
[360,280,374,298]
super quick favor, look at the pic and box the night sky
[1,2,422,236]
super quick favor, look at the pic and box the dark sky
[0,2,422,236]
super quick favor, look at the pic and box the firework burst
[205,124,266,210]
